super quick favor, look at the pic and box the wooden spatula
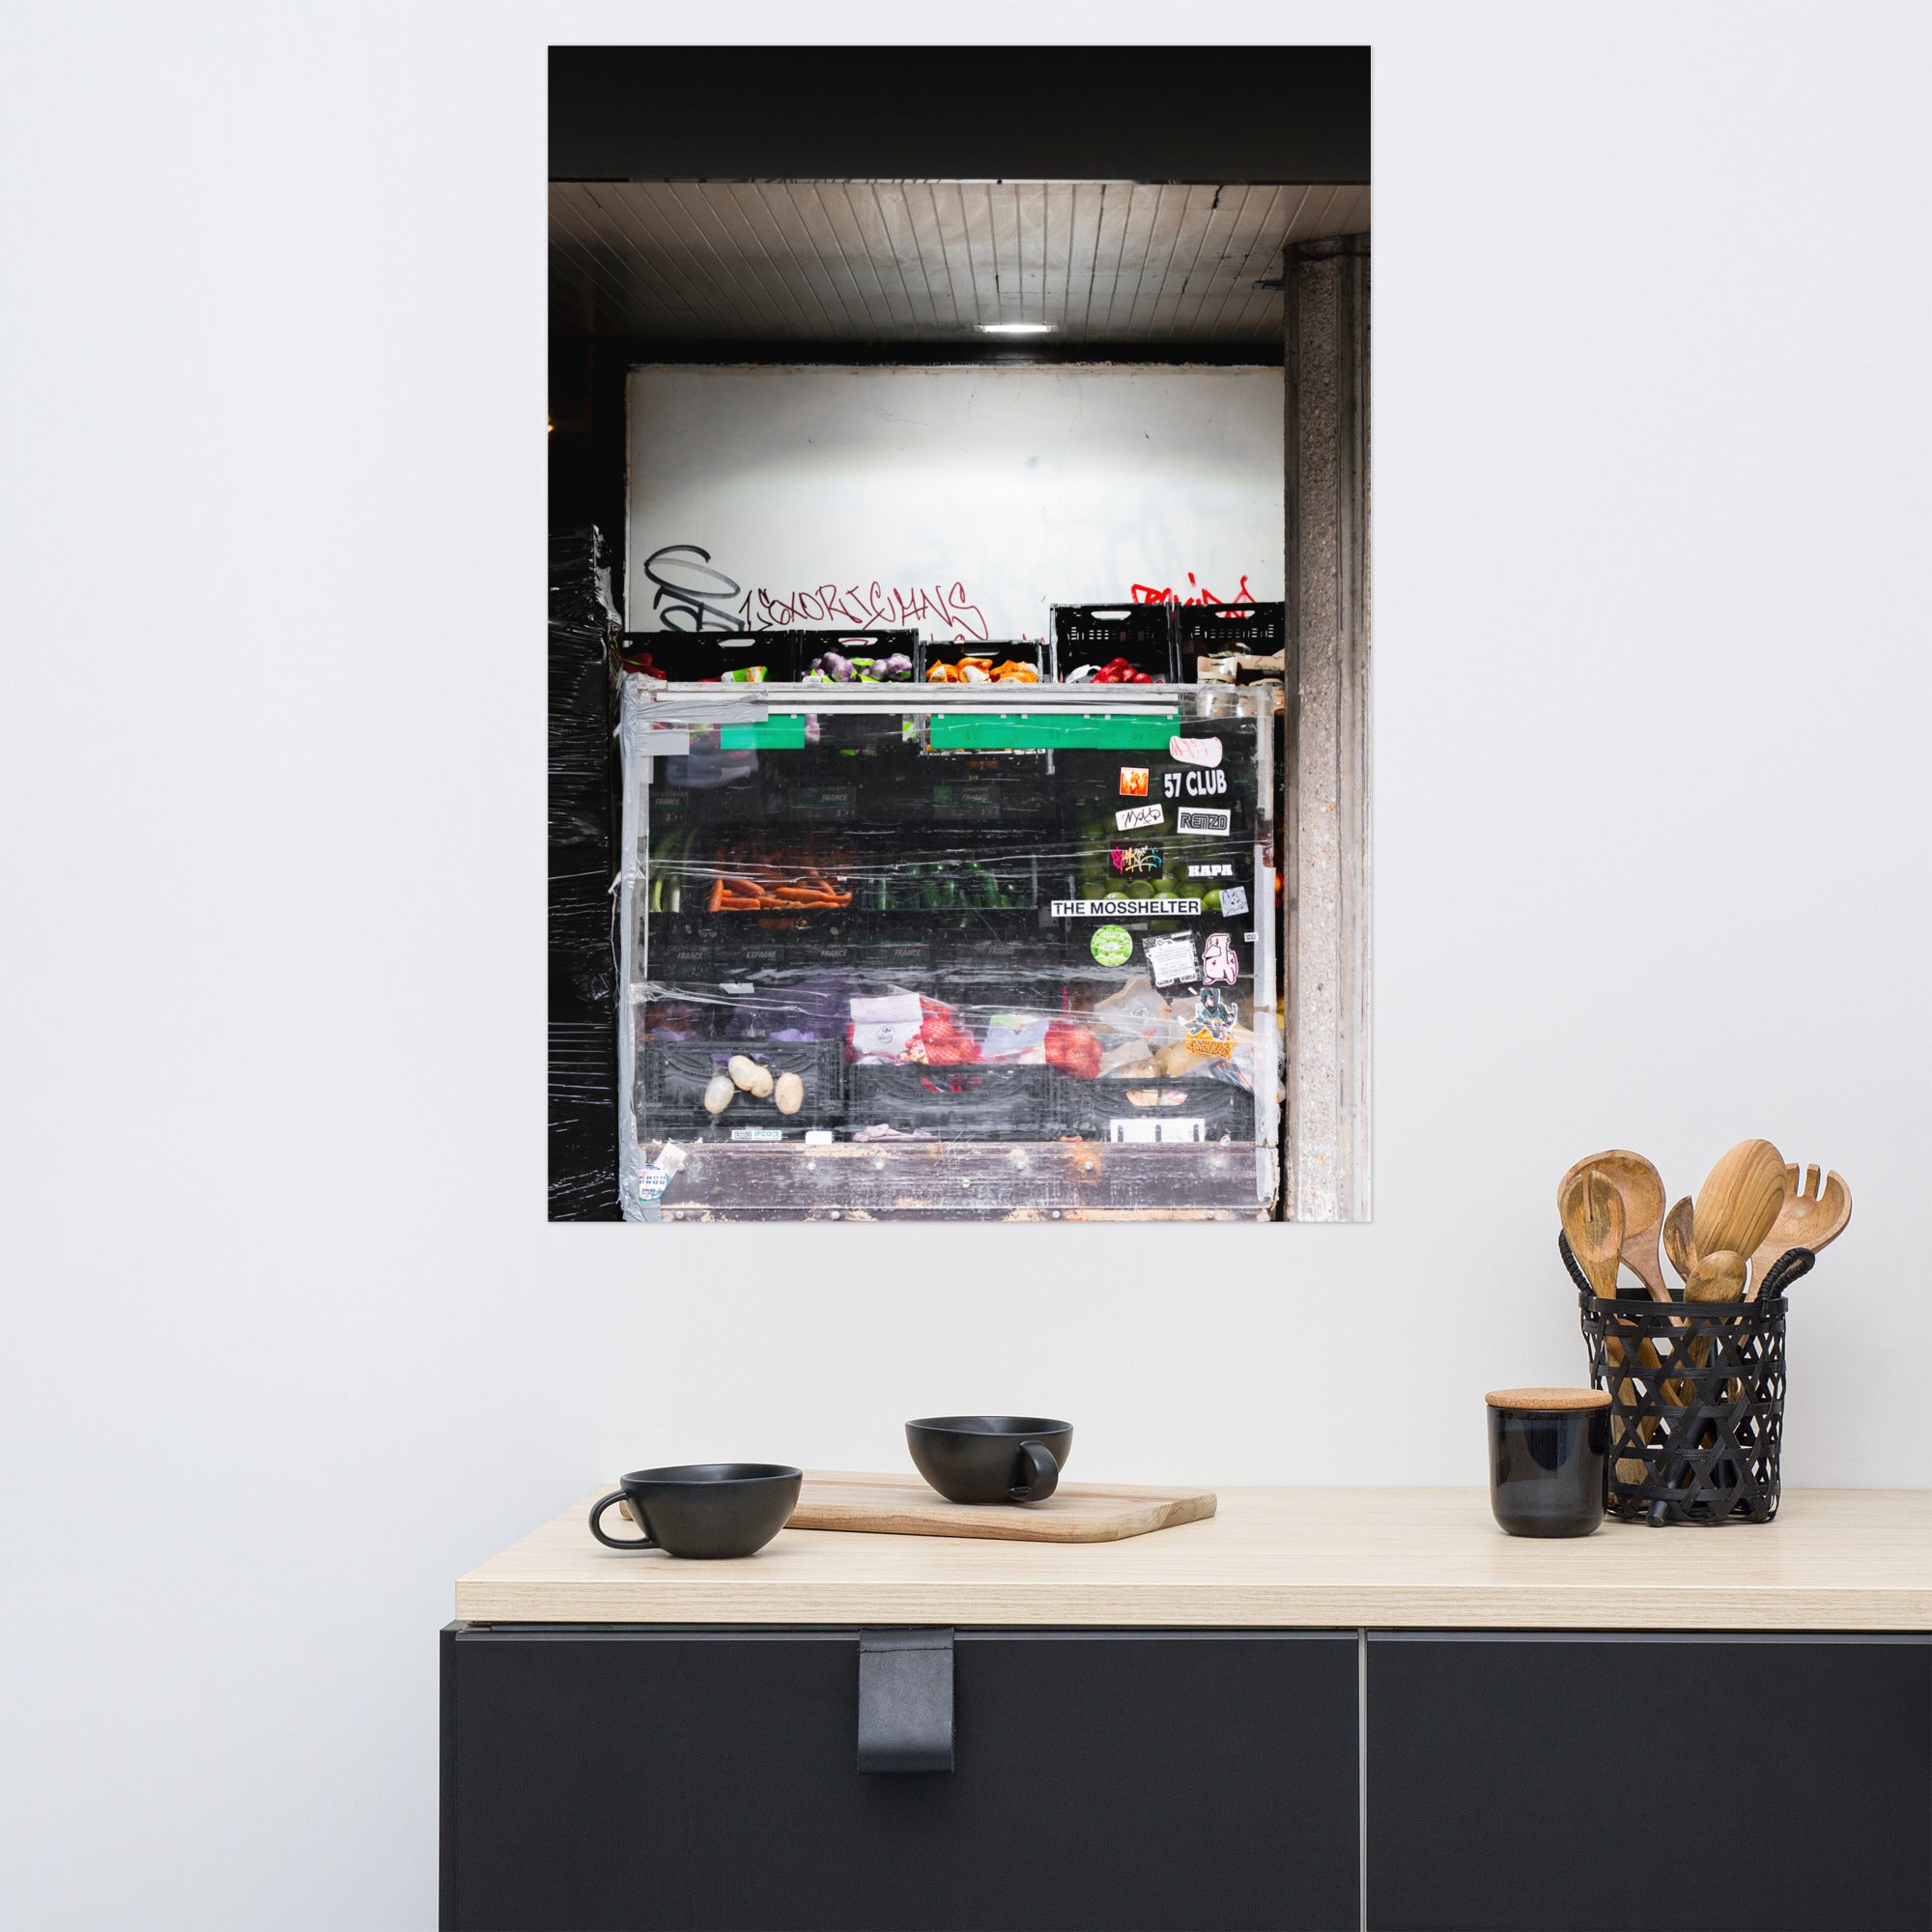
[1557,1151,1669,1301]
[1560,1169,1648,1482]
[1692,1140,1787,1273]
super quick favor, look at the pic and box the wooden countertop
[455,1482,1932,1632]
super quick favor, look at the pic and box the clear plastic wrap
[617,679,1280,1221]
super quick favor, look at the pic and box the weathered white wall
[8,3,1932,1929]
[625,363,1284,639]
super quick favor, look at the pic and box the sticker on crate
[1217,885,1249,918]
[1168,736,1223,769]
[1144,933,1200,989]
[1050,896,1201,918]
[1116,803,1164,832]
[1202,932,1239,985]
[1177,806,1232,836]
[1118,766,1149,797]
[1090,923,1134,967]
[1109,843,1161,876]
[1184,985,1238,1056]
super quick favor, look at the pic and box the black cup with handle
[587,1463,803,1558]
[905,1416,1072,1505]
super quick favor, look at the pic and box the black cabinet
[442,1626,1361,1932]
[1365,1633,1932,1932]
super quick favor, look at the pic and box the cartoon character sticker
[1184,983,1239,1057]
[1202,932,1239,986]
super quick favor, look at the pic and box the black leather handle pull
[857,1629,954,1774]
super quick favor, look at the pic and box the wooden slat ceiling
[551,182,1369,345]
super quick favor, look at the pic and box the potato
[702,1073,736,1115]
[772,1071,805,1117]
[727,1054,774,1098]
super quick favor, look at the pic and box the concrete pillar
[1284,233,1372,1220]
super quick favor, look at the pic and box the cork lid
[1485,1386,1611,1411]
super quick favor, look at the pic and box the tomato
[1044,1022,1102,1080]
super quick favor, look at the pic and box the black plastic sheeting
[549,527,620,1219]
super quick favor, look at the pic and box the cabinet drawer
[442,1626,1359,1932]
[1366,1633,1932,1931]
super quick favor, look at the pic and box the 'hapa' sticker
[1118,766,1149,797]
[1116,803,1164,832]
[1169,736,1223,769]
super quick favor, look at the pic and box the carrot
[707,878,727,912]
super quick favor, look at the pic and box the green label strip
[719,714,809,750]
[928,712,1180,751]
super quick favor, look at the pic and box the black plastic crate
[916,638,1052,685]
[1176,602,1286,679]
[622,632,797,683]
[793,631,918,684]
[1051,605,1179,684]
[641,1038,842,1136]
[1058,1073,1257,1144]
[846,1062,1057,1142]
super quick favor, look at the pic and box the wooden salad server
[1558,1151,1669,1301]
[1747,1166,1852,1299]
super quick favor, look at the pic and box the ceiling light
[978,323,1055,335]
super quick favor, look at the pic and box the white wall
[625,363,1284,639]
[7,3,1931,1928]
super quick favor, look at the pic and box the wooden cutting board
[785,1470,1217,1544]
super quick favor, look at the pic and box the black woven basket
[1569,1234,1812,1525]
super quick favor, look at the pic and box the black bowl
[906,1416,1073,1505]
[588,1462,803,1558]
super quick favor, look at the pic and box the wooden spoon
[1692,1140,1786,1271]
[1683,1249,1747,1304]
[1662,1197,1698,1286]
[1557,1151,1669,1301]
[1747,1165,1852,1299]
[1559,1167,1624,1297]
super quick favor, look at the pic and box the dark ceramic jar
[1485,1388,1609,1538]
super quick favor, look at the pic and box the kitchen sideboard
[443,1487,1932,1932]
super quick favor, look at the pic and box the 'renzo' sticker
[1116,803,1164,832]
[1118,766,1149,797]
[1176,806,1232,836]
[1169,736,1223,768]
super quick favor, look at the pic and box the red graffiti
[754,580,989,640]
[1129,573,1255,609]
